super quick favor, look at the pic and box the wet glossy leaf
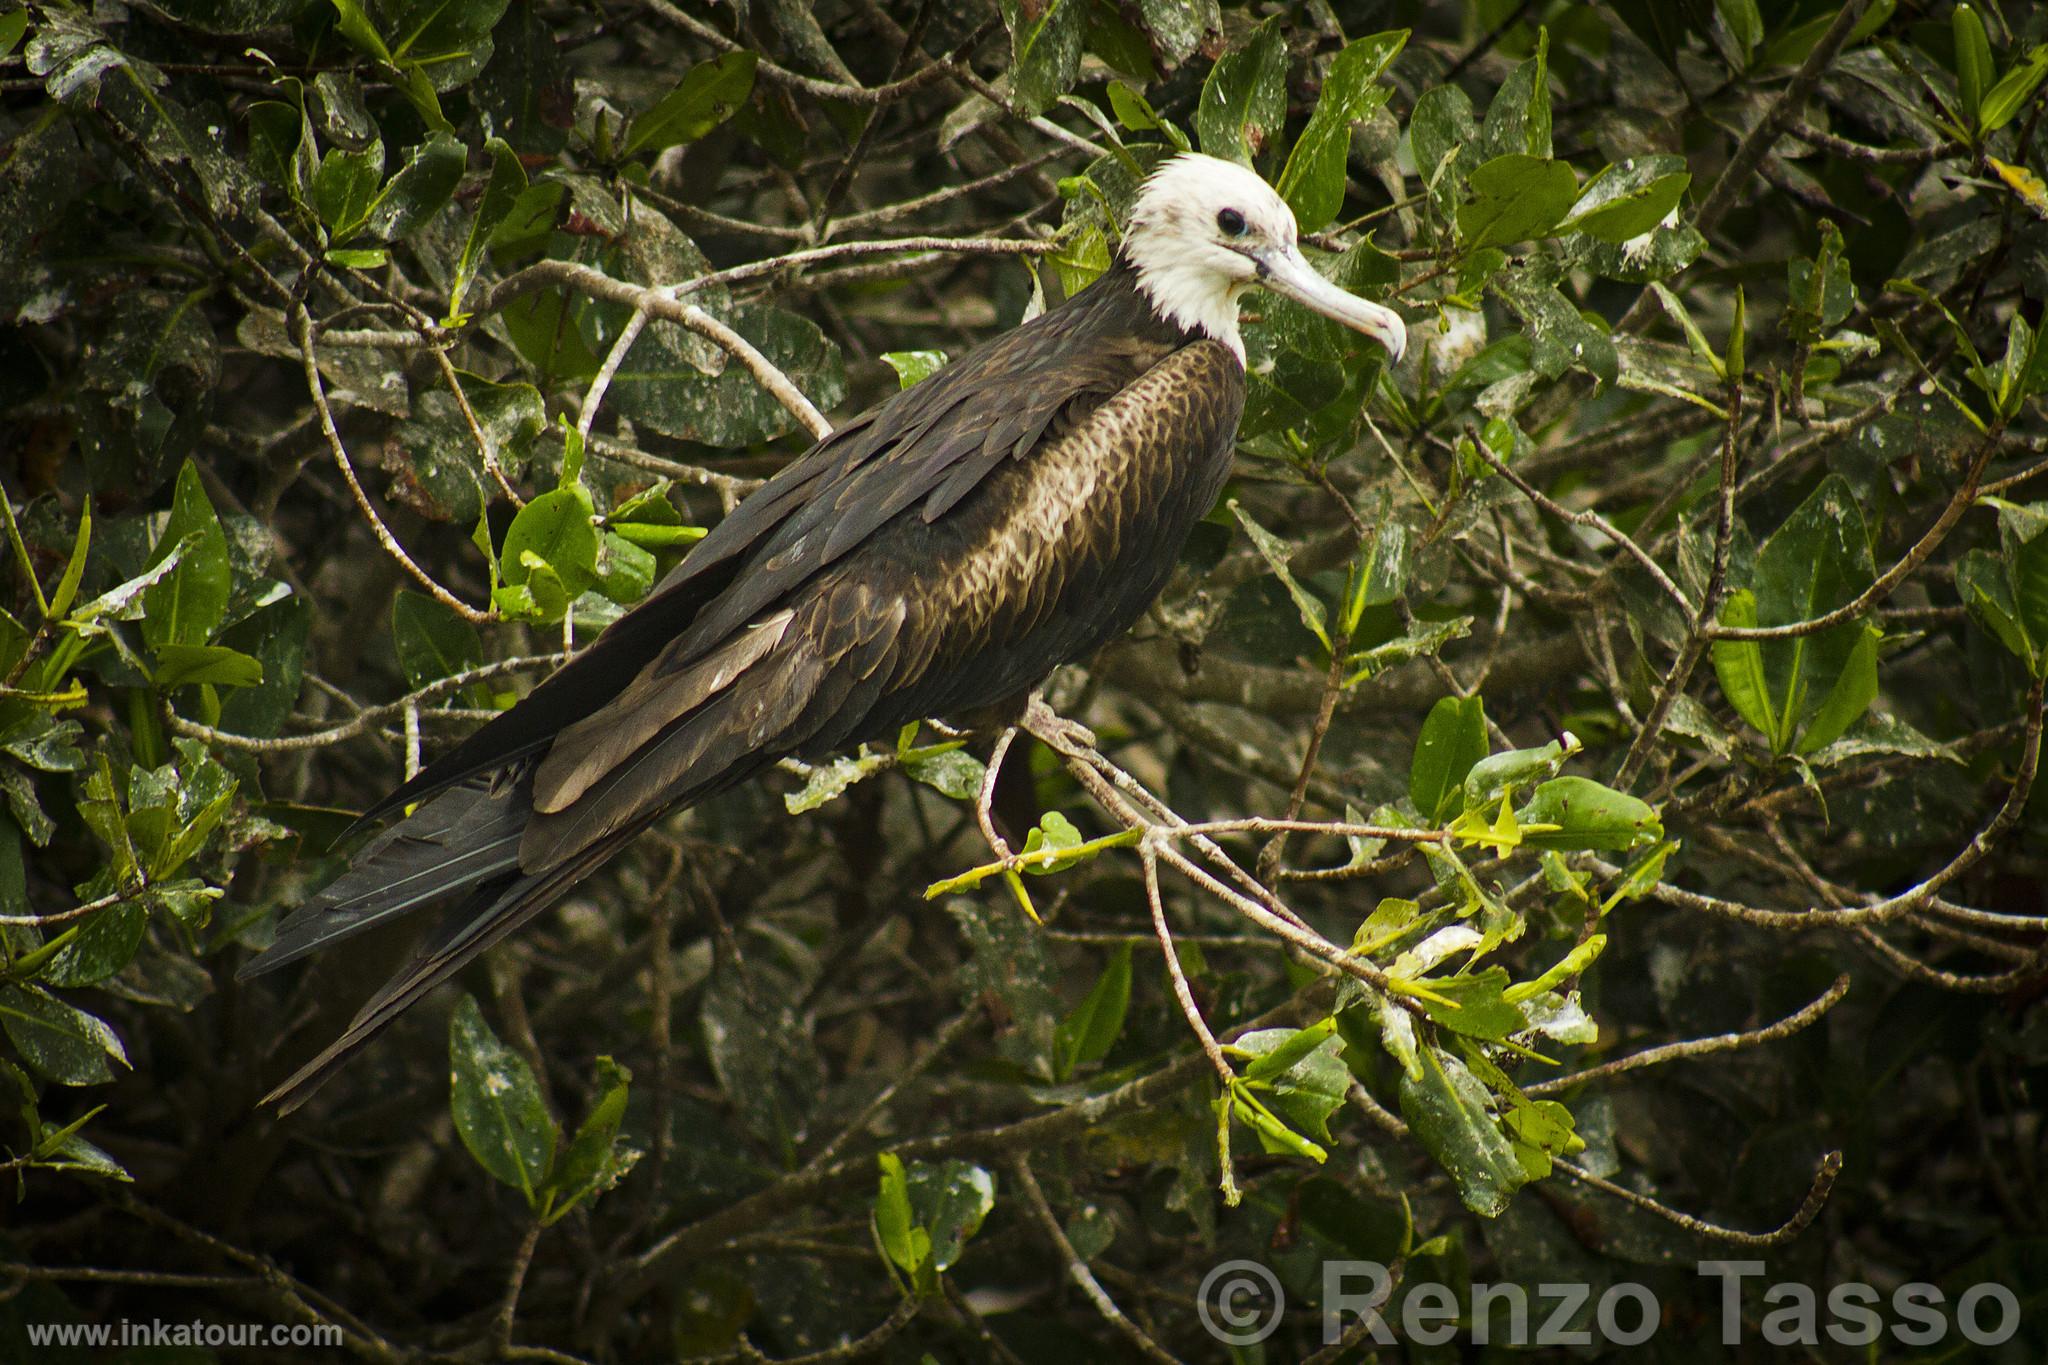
[1477,28,1550,160]
[1196,20,1285,165]
[624,51,758,157]
[1399,1045,1526,1216]
[1561,160,1690,242]
[906,1159,996,1272]
[1515,777,1663,853]
[0,984,128,1085]
[42,903,146,989]
[1277,31,1406,232]
[1001,0,1084,116]
[545,1056,636,1223]
[449,993,555,1205]
[1133,0,1220,71]
[1410,695,1488,823]
[142,460,231,649]
[1457,154,1577,249]
[363,132,464,241]
[1054,942,1132,1078]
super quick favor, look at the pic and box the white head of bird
[1124,152,1406,368]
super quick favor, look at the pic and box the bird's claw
[1022,695,1095,754]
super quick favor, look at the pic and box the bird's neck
[1120,240,1248,364]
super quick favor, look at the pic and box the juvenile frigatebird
[244,153,1406,1109]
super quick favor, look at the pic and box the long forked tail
[241,778,528,980]
[241,775,539,1113]
[254,810,658,1113]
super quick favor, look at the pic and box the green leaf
[48,496,92,621]
[785,749,892,813]
[544,1056,636,1223]
[1398,1044,1527,1216]
[326,0,393,62]
[906,1159,997,1273]
[1195,19,1286,165]
[311,140,386,241]
[247,98,314,207]
[1228,500,1330,652]
[0,984,128,1085]
[1560,162,1690,242]
[1980,46,2048,133]
[625,51,758,157]
[1491,269,1617,386]
[142,460,232,649]
[1712,589,1780,741]
[153,643,264,690]
[42,904,146,989]
[1503,935,1607,1004]
[1275,31,1407,232]
[1019,810,1086,875]
[1001,0,1085,116]
[1232,1025,1347,1145]
[1478,27,1550,160]
[900,745,985,801]
[1715,0,1763,62]
[1515,777,1663,853]
[363,132,465,242]
[881,350,949,389]
[1750,475,1879,752]
[1995,501,2048,657]
[1795,623,1881,755]
[1457,154,1577,248]
[1240,1017,1338,1083]
[391,589,485,693]
[1409,695,1488,823]
[1461,737,1570,811]
[501,485,599,602]
[449,995,555,1206]
[1953,5,1993,123]
[1055,942,1133,1080]
[449,138,527,323]
[1409,83,1477,208]
[0,10,28,59]
[873,1152,930,1284]
[1416,969,1528,1043]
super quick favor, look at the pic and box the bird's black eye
[1216,208,1248,237]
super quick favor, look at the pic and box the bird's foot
[976,724,1019,861]
[1022,695,1096,756]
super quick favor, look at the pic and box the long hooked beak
[1255,245,1407,364]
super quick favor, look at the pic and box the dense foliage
[4,0,2048,1359]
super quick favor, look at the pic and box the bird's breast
[928,341,1245,646]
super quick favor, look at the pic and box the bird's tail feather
[259,813,659,1113]
[239,778,529,980]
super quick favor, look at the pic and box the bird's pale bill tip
[1256,246,1406,364]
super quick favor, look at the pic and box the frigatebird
[243,153,1406,1109]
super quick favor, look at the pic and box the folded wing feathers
[532,608,795,814]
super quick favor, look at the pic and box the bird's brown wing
[352,275,1159,829]
[519,338,1245,871]
[244,275,1239,1111]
